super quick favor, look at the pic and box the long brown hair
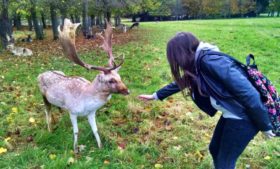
[166,32,200,96]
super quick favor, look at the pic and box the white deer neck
[88,78,111,100]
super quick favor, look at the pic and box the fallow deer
[37,19,129,153]
[6,34,33,56]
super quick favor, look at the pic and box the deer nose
[121,89,130,95]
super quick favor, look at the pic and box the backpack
[203,51,280,136]
[243,54,280,136]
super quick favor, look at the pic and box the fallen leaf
[154,163,163,168]
[67,157,75,165]
[86,156,93,163]
[117,142,126,150]
[165,125,173,131]
[0,147,7,154]
[49,154,56,160]
[12,107,18,113]
[4,137,11,142]
[29,117,35,123]
[194,150,204,161]
[173,145,182,151]
[173,136,178,140]
[26,135,33,142]
[15,128,21,135]
[264,156,271,160]
[104,160,110,164]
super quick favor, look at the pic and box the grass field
[0,18,280,169]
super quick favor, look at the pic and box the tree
[268,0,280,16]
[256,0,269,14]
[182,0,202,19]
[82,0,90,37]
[30,0,44,40]
[49,2,59,40]
[0,0,12,50]
[201,0,222,18]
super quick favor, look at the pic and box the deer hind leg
[70,114,79,153]
[88,112,102,148]
[42,95,52,132]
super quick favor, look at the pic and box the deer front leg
[70,114,79,153]
[45,109,52,132]
[87,112,102,148]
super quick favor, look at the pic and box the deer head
[58,19,129,95]
[6,34,15,50]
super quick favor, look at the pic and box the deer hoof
[98,143,103,149]
[74,148,79,154]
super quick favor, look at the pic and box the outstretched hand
[138,94,155,101]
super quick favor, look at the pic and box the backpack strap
[198,50,246,68]
[246,54,258,69]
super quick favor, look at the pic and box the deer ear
[115,66,121,72]
[74,23,81,30]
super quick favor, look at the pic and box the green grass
[1,18,280,169]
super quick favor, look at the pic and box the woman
[138,32,275,169]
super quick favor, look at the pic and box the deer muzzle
[120,88,130,95]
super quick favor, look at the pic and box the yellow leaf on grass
[155,163,163,168]
[0,147,7,154]
[194,150,204,161]
[29,117,35,123]
[264,156,271,160]
[104,160,110,164]
[67,157,75,165]
[49,154,56,160]
[4,137,11,142]
[12,107,18,113]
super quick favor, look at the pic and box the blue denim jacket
[156,50,272,131]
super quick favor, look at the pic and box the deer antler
[97,19,115,67]
[58,19,123,73]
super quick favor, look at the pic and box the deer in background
[37,19,129,153]
[6,34,33,56]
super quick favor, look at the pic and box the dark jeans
[209,116,259,169]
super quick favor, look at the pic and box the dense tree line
[138,0,279,21]
[0,0,279,50]
[0,0,147,49]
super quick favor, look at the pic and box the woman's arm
[138,82,217,117]
[155,82,181,100]
[138,82,181,101]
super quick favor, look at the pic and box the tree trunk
[41,13,47,29]
[82,0,90,37]
[60,7,67,23]
[96,15,100,25]
[132,15,136,22]
[104,11,111,21]
[13,13,21,30]
[70,14,75,23]
[30,0,44,40]
[90,15,95,26]
[75,15,80,23]
[27,16,33,31]
[0,0,12,50]
[50,4,59,40]
[114,16,121,26]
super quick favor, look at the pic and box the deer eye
[108,79,116,84]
